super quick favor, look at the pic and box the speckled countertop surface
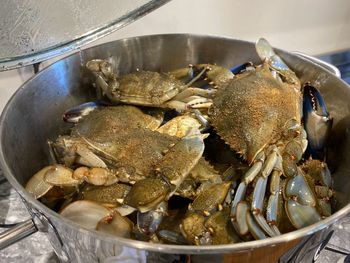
[0,171,349,263]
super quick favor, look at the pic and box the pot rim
[1,33,349,254]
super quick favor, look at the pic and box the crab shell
[87,60,188,108]
[114,71,187,106]
[71,105,164,139]
[209,62,302,163]
[54,106,179,182]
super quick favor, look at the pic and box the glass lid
[0,0,171,71]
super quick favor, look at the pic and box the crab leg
[163,100,190,111]
[243,151,266,182]
[285,200,321,229]
[232,147,282,238]
[230,183,247,221]
[266,170,282,235]
[170,64,210,86]
[250,149,281,237]
[235,201,250,236]
[232,124,307,238]
[189,101,213,109]
[164,98,211,110]
[230,152,264,234]
[73,167,118,186]
[189,182,231,215]
[185,66,212,87]
[165,95,213,111]
[173,87,216,101]
[25,166,56,199]
[246,208,267,240]
[60,200,133,238]
[231,151,265,211]
[315,186,333,217]
[282,134,307,178]
[251,176,276,237]
[234,201,267,240]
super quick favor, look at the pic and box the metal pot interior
[1,34,350,253]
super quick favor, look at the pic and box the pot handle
[292,51,341,78]
[0,219,37,250]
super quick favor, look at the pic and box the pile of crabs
[25,38,334,245]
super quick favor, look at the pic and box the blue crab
[28,105,206,212]
[86,60,218,111]
[187,38,333,239]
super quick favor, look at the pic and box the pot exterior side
[25,198,334,263]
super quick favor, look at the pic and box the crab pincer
[62,101,108,123]
[283,158,333,230]
[303,84,333,160]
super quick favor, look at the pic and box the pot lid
[0,0,171,71]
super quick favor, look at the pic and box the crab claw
[171,64,234,89]
[303,84,333,160]
[63,101,109,123]
[137,201,167,236]
[230,62,254,75]
[284,168,321,228]
[86,59,114,78]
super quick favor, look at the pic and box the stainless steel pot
[0,34,349,263]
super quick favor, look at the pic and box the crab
[181,38,333,239]
[53,106,191,180]
[85,60,221,111]
[28,105,208,212]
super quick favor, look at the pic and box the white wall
[1,0,350,111]
[98,0,350,55]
